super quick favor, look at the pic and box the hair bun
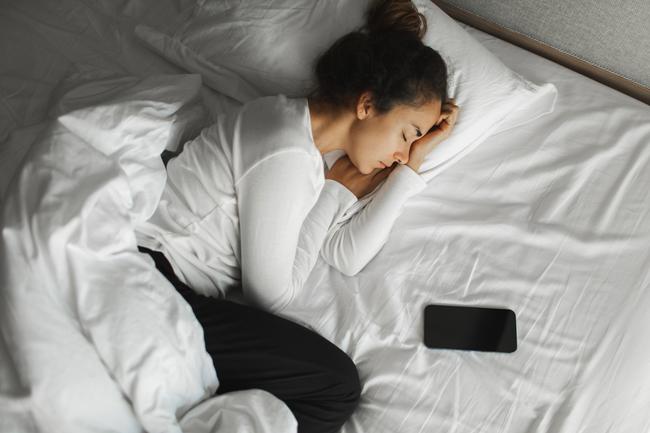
[365,0,428,40]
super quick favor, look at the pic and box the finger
[437,119,450,133]
[440,108,455,120]
[441,106,458,124]
[442,102,459,114]
[436,112,451,126]
[441,104,457,115]
[443,115,457,131]
[372,169,392,183]
[371,164,393,178]
[448,106,460,124]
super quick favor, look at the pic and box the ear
[355,91,373,119]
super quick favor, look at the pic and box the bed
[1,0,649,432]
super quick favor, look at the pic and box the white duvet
[0,74,296,433]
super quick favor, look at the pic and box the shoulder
[233,94,321,180]
[236,147,322,191]
[240,95,311,148]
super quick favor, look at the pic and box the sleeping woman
[136,0,458,432]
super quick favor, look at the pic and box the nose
[393,148,409,165]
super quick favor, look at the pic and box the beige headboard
[432,0,650,105]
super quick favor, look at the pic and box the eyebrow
[411,123,422,137]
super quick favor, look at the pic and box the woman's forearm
[320,164,426,276]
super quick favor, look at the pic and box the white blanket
[0,74,296,433]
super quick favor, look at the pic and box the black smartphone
[423,304,517,353]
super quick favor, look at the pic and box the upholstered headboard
[432,0,650,104]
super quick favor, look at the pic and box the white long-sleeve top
[135,94,426,313]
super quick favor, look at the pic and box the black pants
[138,247,361,433]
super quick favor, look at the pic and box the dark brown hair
[366,0,428,39]
[308,0,447,114]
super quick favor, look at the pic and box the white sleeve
[319,164,427,276]
[236,151,358,312]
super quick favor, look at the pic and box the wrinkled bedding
[1,1,650,433]
[0,74,297,433]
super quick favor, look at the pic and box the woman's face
[347,93,442,174]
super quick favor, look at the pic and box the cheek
[350,120,395,172]
[356,125,386,155]
[349,148,373,174]
[349,125,373,160]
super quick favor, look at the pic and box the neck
[307,97,352,156]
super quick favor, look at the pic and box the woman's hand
[326,155,395,199]
[407,98,460,172]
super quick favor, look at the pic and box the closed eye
[402,132,407,142]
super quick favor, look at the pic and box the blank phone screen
[424,304,517,353]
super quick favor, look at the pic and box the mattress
[1,1,649,433]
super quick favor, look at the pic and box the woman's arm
[319,163,426,276]
[236,150,357,312]
[320,100,460,276]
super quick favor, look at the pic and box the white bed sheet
[277,25,650,433]
[1,1,649,433]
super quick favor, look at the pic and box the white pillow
[135,0,557,179]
